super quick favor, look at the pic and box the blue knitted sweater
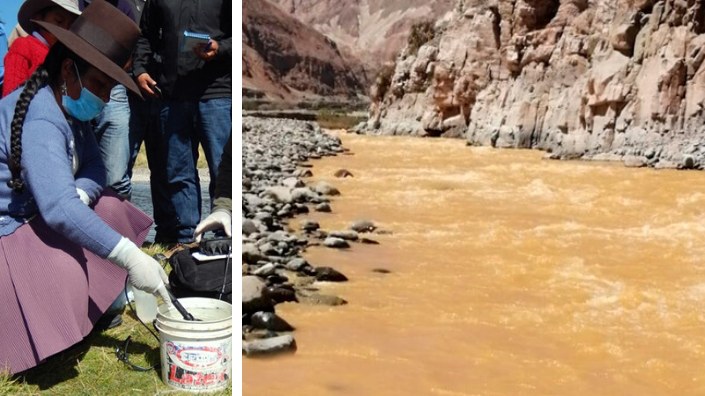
[0,85,122,258]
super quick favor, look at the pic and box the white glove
[108,237,171,305]
[76,188,91,205]
[194,209,231,242]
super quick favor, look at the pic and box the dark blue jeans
[155,97,231,243]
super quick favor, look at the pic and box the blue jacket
[0,85,122,258]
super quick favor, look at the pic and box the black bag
[168,239,232,303]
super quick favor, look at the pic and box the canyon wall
[358,0,705,169]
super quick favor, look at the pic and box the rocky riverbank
[242,117,378,356]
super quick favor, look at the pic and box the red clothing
[2,36,49,98]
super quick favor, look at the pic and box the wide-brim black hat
[34,0,142,98]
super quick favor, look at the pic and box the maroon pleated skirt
[0,191,152,375]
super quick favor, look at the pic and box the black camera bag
[168,239,232,303]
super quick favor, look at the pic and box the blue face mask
[62,63,106,121]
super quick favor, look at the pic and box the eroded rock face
[358,0,705,169]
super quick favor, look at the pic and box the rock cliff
[358,0,705,169]
[243,0,364,101]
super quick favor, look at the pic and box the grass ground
[133,145,208,170]
[0,246,234,395]
[0,127,227,394]
[315,110,366,130]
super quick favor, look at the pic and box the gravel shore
[241,116,375,356]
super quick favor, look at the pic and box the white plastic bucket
[155,297,232,393]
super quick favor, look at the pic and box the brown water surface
[243,132,705,395]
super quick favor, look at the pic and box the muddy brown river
[243,132,705,395]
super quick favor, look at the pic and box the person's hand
[193,40,218,62]
[108,237,172,305]
[136,73,159,98]
[194,209,231,242]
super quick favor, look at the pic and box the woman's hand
[108,237,171,305]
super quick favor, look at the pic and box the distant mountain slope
[270,0,455,72]
[243,0,364,101]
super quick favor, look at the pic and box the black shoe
[95,313,123,331]
[154,234,194,245]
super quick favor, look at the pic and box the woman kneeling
[0,0,170,375]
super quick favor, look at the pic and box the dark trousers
[126,93,167,236]
[154,97,232,243]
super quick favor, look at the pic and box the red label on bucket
[165,341,231,391]
[168,363,227,387]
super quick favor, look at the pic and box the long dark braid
[7,43,89,193]
[7,68,49,192]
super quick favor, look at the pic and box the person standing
[2,0,81,97]
[122,0,163,207]
[84,0,144,327]
[79,0,135,199]
[133,0,231,244]
[194,132,232,242]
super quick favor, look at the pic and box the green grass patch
[243,98,368,113]
[0,243,233,396]
[316,110,367,130]
[134,145,207,170]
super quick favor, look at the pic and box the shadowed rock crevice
[514,0,560,34]
[489,5,502,49]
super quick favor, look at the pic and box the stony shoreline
[241,116,377,356]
